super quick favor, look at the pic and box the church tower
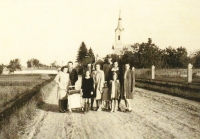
[115,10,124,48]
[113,10,124,55]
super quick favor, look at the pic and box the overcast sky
[0,0,200,66]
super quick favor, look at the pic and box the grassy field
[0,75,46,107]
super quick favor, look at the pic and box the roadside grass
[0,74,51,108]
[136,82,200,101]
[0,75,56,139]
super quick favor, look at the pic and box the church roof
[113,48,123,55]
[113,44,138,55]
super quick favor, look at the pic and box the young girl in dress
[81,70,94,113]
[101,82,110,110]
[109,72,120,112]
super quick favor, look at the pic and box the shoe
[59,110,65,113]
[118,107,121,111]
[97,108,102,112]
[68,108,72,114]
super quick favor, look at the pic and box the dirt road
[21,77,200,139]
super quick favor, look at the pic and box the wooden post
[187,63,193,83]
[152,65,155,79]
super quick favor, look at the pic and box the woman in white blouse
[54,66,71,113]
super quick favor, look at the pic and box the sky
[0,0,200,66]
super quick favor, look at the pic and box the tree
[51,61,57,68]
[137,38,164,68]
[0,64,3,74]
[193,50,200,68]
[27,58,40,68]
[7,59,21,72]
[76,42,88,63]
[163,46,188,68]
[88,47,95,63]
[176,46,188,68]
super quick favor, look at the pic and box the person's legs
[96,100,99,110]
[83,98,87,112]
[107,101,111,110]
[114,99,118,112]
[127,99,132,111]
[91,98,94,110]
[123,98,128,110]
[58,100,62,112]
[63,99,68,111]
[86,98,90,112]
[59,100,65,112]
[97,100,102,111]
[110,99,114,112]
[118,97,121,111]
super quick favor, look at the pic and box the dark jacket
[121,69,135,99]
[103,63,113,82]
[68,69,78,85]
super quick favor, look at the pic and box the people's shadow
[39,102,85,114]
[39,102,59,113]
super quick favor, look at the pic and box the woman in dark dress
[81,70,94,113]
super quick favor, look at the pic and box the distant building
[112,10,138,55]
[2,67,10,75]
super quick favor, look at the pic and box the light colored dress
[109,80,120,99]
[93,70,105,100]
[54,71,70,100]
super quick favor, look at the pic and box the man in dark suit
[103,55,113,84]
[67,61,78,86]
[65,61,78,111]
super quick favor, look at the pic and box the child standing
[81,70,94,113]
[109,72,120,112]
[101,82,110,110]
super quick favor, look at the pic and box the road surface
[21,77,200,139]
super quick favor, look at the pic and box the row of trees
[110,38,200,69]
[76,42,95,73]
[76,42,95,67]
[0,58,60,73]
[27,59,58,68]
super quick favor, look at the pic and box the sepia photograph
[0,0,200,138]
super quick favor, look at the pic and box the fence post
[152,65,155,79]
[187,63,193,83]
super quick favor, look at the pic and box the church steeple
[115,10,124,46]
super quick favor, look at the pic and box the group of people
[54,56,135,113]
[81,55,135,113]
[54,61,78,113]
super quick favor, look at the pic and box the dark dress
[81,77,94,98]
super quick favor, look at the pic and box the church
[112,11,136,55]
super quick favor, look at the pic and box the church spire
[119,9,122,20]
[116,10,124,31]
